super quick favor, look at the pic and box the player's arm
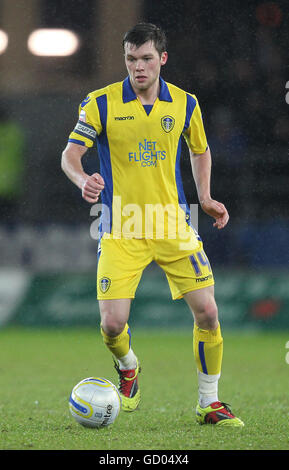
[61,142,104,204]
[189,147,229,230]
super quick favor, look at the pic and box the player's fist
[81,172,105,203]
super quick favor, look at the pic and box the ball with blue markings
[69,377,121,428]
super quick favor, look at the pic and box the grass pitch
[0,327,288,451]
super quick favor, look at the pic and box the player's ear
[160,51,168,66]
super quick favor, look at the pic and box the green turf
[0,327,289,450]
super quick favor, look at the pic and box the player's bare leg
[184,285,218,330]
[184,286,244,426]
[99,299,141,411]
[99,299,131,337]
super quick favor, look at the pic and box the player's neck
[133,79,160,105]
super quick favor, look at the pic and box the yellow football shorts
[96,231,214,300]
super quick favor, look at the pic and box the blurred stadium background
[0,0,289,332]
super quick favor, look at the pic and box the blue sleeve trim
[96,94,108,133]
[183,93,197,132]
[68,138,86,146]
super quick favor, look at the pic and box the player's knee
[99,299,130,337]
[100,316,125,337]
[205,302,218,329]
[196,297,218,330]
[99,305,126,337]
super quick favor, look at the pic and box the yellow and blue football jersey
[68,77,208,239]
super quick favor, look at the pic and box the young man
[61,23,244,427]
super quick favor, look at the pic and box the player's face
[124,41,168,92]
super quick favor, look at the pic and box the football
[69,377,121,428]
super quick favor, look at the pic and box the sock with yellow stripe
[101,323,137,370]
[193,322,223,408]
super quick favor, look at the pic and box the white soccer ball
[69,377,121,428]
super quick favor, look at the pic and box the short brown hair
[123,23,167,57]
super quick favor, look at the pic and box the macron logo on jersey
[114,115,134,121]
[128,139,166,167]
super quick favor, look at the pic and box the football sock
[101,323,137,370]
[193,322,223,407]
[197,371,220,408]
[117,348,138,371]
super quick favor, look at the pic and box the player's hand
[81,172,105,203]
[200,198,229,230]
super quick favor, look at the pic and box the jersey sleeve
[182,94,208,154]
[68,94,102,148]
